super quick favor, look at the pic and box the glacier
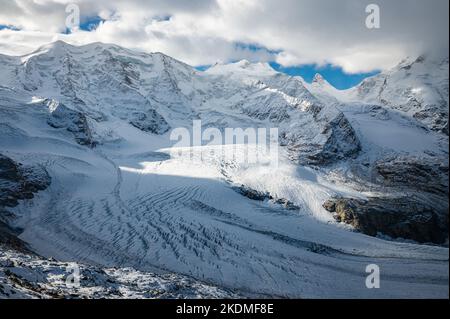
[0,41,448,298]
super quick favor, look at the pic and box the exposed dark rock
[326,152,449,245]
[46,99,95,146]
[232,185,300,210]
[0,154,51,250]
[0,154,51,208]
[312,112,361,164]
[374,156,449,196]
[322,200,336,212]
[232,185,271,201]
[286,112,361,165]
[364,104,390,120]
[271,198,301,210]
[0,219,29,253]
[129,109,170,134]
[323,197,448,244]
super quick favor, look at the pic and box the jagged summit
[303,54,449,134]
[312,73,325,84]
[310,73,335,90]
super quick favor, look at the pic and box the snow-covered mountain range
[0,41,448,298]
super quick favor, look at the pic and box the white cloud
[0,0,448,73]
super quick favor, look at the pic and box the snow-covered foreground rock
[0,248,237,299]
[0,41,448,298]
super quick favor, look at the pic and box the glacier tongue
[0,41,448,298]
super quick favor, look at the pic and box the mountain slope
[0,41,448,298]
[5,41,361,165]
[347,56,449,135]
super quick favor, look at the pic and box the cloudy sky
[0,0,448,88]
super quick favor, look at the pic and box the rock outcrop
[323,196,448,244]
[129,109,170,134]
[374,155,449,196]
[46,99,95,146]
[0,154,51,250]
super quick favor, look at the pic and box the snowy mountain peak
[38,40,71,51]
[207,59,276,76]
[23,40,77,60]
[348,54,449,134]
[310,73,337,91]
[235,59,252,67]
[312,73,326,84]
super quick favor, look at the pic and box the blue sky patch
[234,42,281,55]
[63,16,105,34]
[194,65,211,72]
[269,62,379,90]
[79,16,105,31]
[195,61,379,90]
[0,25,20,31]
[153,15,172,22]
[197,42,378,89]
